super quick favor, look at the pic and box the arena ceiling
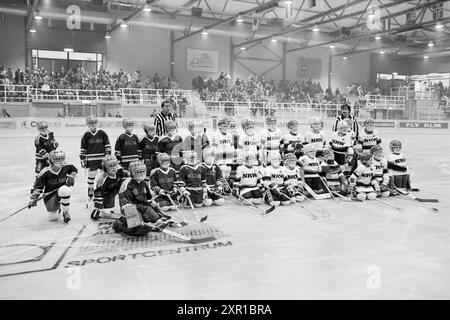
[1,0,450,57]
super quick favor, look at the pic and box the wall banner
[187,48,218,73]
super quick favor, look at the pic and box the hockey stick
[186,195,208,222]
[331,191,361,202]
[141,222,216,244]
[394,187,439,203]
[280,191,318,220]
[297,189,330,218]
[166,193,189,224]
[318,176,337,200]
[372,197,404,212]
[0,189,59,223]
[221,179,275,215]
[393,187,439,213]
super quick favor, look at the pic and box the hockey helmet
[283,153,297,168]
[36,121,49,134]
[122,118,135,131]
[128,161,147,181]
[49,150,66,167]
[287,119,299,130]
[102,155,119,174]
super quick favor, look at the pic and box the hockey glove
[380,184,389,192]
[232,187,240,197]
[80,160,87,169]
[28,198,38,208]
[66,174,75,187]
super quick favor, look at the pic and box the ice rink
[0,124,449,299]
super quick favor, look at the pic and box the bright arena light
[424,55,429,59]
[105,33,111,39]
[435,22,443,29]
[143,4,151,12]
[201,29,208,35]
[240,46,246,50]
[29,28,37,33]
[64,48,74,52]
[342,56,348,60]
[34,14,42,20]
[120,22,128,28]
[375,34,381,40]
[271,37,278,43]
[379,50,385,54]
[329,43,335,48]
[428,41,434,47]
[312,25,320,32]
[236,15,244,23]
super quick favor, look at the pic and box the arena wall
[0,15,26,69]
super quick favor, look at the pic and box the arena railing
[390,86,436,100]
[365,95,406,110]
[1,85,31,103]
[30,88,122,102]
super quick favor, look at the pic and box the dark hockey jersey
[177,164,206,189]
[35,132,57,161]
[95,168,127,197]
[138,136,159,161]
[181,134,209,159]
[115,132,139,165]
[158,135,183,169]
[199,163,223,187]
[32,164,78,200]
[149,167,177,192]
[80,129,111,162]
[118,178,152,212]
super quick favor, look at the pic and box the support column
[282,42,287,81]
[170,31,175,79]
[229,37,234,80]
[328,54,332,90]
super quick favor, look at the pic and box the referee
[154,100,175,136]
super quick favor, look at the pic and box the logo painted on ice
[366,265,381,290]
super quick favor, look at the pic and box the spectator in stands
[154,100,175,136]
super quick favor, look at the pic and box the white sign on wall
[187,48,218,73]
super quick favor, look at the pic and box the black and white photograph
[0,0,449,303]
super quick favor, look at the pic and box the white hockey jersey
[260,128,282,152]
[282,166,303,187]
[357,129,381,152]
[351,163,375,186]
[261,166,284,186]
[304,130,326,151]
[211,131,234,165]
[299,155,321,177]
[373,158,389,184]
[329,131,354,150]
[235,165,261,188]
[387,152,409,175]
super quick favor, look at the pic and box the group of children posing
[27,111,413,235]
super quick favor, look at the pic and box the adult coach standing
[154,100,175,136]
[333,103,359,138]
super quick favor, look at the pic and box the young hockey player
[298,144,327,194]
[181,120,209,161]
[348,153,380,201]
[233,153,263,205]
[228,118,242,185]
[241,119,262,166]
[91,155,130,220]
[200,147,225,206]
[177,150,211,208]
[149,153,179,211]
[356,119,381,154]
[28,150,77,223]
[115,118,139,171]
[304,117,326,159]
[387,140,413,190]
[280,119,304,160]
[281,153,305,203]
[138,123,159,184]
[34,121,58,175]
[158,120,183,171]
[80,116,111,205]
[319,149,349,194]
[211,118,234,181]
[329,120,355,177]
[261,151,287,207]
[370,145,391,197]
[113,161,168,236]
[260,116,282,164]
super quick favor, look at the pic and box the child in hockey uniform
[200,148,225,206]
[298,144,327,194]
[91,155,130,220]
[356,119,381,154]
[387,140,414,190]
[280,119,303,160]
[113,161,168,236]
[80,116,111,204]
[115,118,139,171]
[329,120,355,177]
[261,151,287,207]
[158,120,183,171]
[370,145,391,197]
[177,150,211,208]
[260,116,282,164]
[304,117,326,159]
[348,153,380,201]
[281,153,305,203]
[138,123,160,184]
[241,119,262,166]
[233,153,263,205]
[319,149,349,194]
[211,118,234,181]
[149,153,179,211]
[28,150,77,223]
[34,121,58,175]
[182,120,210,162]
[228,118,242,185]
